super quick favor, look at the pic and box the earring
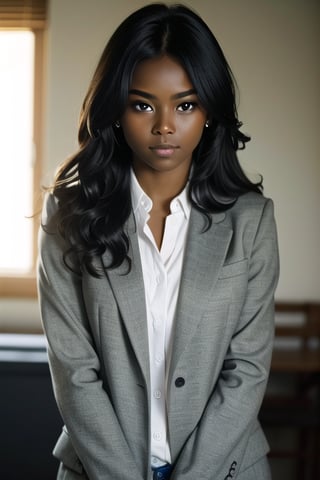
[205,120,209,128]
[115,121,121,128]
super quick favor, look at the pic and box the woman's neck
[133,165,189,214]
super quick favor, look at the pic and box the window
[0,31,35,274]
[0,0,47,297]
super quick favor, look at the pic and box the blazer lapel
[169,208,232,378]
[101,208,232,388]
[103,213,150,386]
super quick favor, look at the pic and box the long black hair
[50,3,262,276]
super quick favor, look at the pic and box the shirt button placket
[154,389,162,399]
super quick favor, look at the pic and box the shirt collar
[130,169,191,220]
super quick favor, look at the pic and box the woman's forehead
[130,55,194,92]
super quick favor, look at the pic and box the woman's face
[121,55,207,178]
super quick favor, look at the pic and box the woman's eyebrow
[173,89,197,99]
[128,88,197,100]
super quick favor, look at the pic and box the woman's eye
[177,102,196,112]
[132,102,153,112]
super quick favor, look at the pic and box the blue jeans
[152,463,173,480]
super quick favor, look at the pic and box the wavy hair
[50,3,262,276]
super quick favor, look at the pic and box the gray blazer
[37,191,279,480]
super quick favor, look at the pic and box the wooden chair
[259,302,320,479]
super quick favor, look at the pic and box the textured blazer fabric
[37,191,279,480]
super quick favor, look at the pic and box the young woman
[38,4,279,480]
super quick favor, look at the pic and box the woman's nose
[151,110,175,135]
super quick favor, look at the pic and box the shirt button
[153,432,162,441]
[154,390,162,399]
[155,354,163,364]
[175,377,185,388]
[153,319,160,329]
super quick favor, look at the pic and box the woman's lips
[149,144,179,157]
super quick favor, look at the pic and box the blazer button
[175,377,185,388]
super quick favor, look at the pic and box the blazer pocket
[53,426,84,475]
[219,259,248,279]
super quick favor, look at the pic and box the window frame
[0,12,46,298]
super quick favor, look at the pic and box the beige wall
[2,0,319,331]
[45,0,320,301]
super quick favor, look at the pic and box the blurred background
[0,1,319,479]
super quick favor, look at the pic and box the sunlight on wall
[0,31,34,273]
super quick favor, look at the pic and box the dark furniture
[0,334,63,480]
[260,302,320,480]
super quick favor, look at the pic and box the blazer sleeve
[37,194,144,480]
[171,198,280,479]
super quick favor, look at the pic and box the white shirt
[130,171,191,467]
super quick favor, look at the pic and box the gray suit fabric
[37,191,279,480]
